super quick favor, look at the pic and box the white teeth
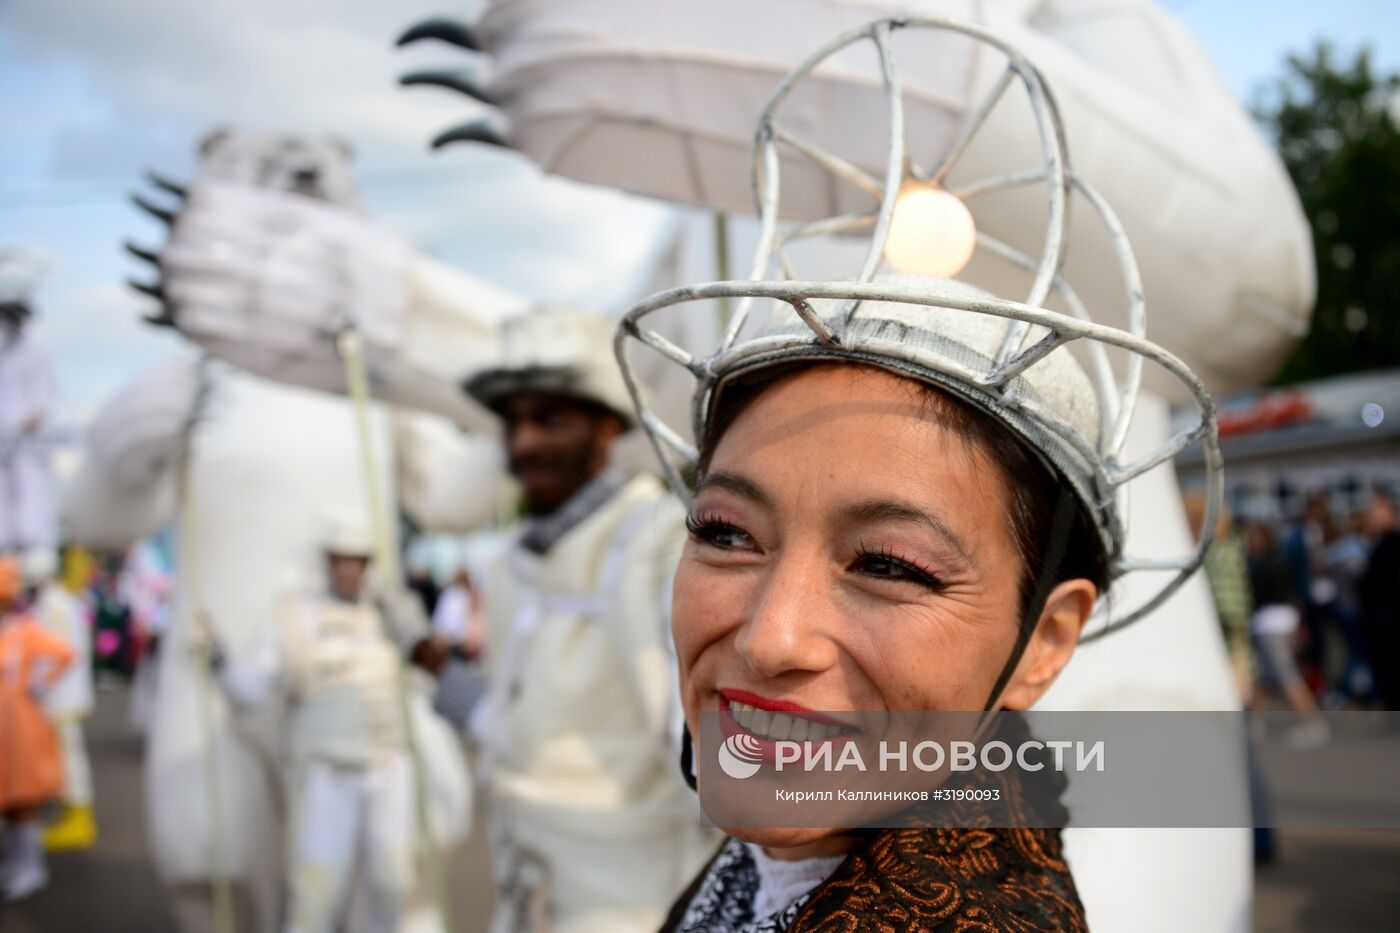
[769,713,793,740]
[750,709,772,736]
[730,700,845,743]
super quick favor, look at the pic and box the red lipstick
[718,688,851,728]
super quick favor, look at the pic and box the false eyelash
[684,510,745,541]
[855,541,947,591]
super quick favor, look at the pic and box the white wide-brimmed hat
[466,306,635,426]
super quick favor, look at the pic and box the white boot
[3,823,49,902]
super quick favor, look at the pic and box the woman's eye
[853,550,944,590]
[685,515,756,552]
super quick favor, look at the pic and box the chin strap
[681,726,698,791]
[982,486,1079,712]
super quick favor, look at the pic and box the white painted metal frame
[613,16,1223,638]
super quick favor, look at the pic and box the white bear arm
[160,183,530,432]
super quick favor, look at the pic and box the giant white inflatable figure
[66,131,530,933]
[62,356,478,932]
[401,0,1312,396]
[140,3,1314,930]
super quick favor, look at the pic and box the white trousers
[0,450,54,551]
[57,720,93,807]
[286,754,435,933]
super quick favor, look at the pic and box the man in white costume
[20,547,97,851]
[0,299,58,553]
[203,513,438,933]
[437,307,716,933]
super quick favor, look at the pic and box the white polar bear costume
[88,122,520,933]
[95,119,526,924]
[61,356,476,933]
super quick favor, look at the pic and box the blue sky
[1171,0,1400,106]
[2,0,1397,425]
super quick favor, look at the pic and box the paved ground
[0,685,175,933]
[0,684,493,933]
[1254,827,1400,933]
[2,686,1396,932]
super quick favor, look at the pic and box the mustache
[509,453,584,477]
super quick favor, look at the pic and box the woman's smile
[718,688,860,739]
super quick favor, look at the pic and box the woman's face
[673,365,1090,852]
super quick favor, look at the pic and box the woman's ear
[997,578,1097,710]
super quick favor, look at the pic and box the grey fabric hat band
[464,364,635,426]
[698,313,1123,577]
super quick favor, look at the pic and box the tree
[1252,42,1400,383]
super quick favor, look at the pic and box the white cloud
[3,0,478,177]
[36,281,146,343]
[0,0,676,431]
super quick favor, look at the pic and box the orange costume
[1,609,74,811]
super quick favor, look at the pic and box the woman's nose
[734,550,840,680]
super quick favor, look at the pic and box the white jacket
[0,330,56,436]
[222,594,406,764]
[473,472,718,933]
[33,583,92,720]
[0,330,58,550]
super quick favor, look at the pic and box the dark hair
[696,364,1109,625]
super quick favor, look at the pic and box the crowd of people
[0,537,181,901]
[1193,489,1400,719]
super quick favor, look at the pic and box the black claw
[131,192,176,226]
[430,119,510,151]
[124,241,161,266]
[142,309,178,328]
[396,17,481,51]
[145,169,187,200]
[127,277,166,302]
[399,69,499,106]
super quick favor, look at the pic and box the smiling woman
[609,16,1224,929]
[654,314,1113,932]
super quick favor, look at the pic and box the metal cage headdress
[613,16,1223,639]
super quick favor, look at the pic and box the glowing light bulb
[883,182,977,278]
